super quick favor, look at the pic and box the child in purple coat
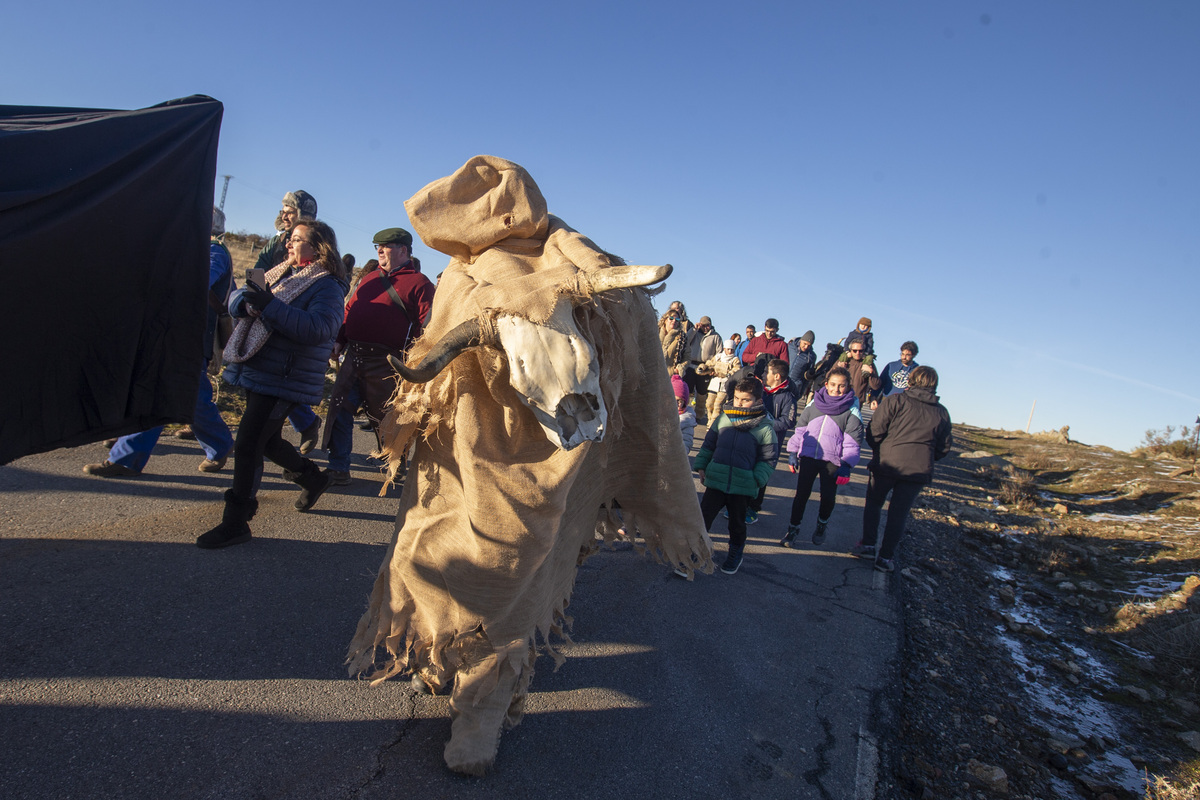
[781,367,864,547]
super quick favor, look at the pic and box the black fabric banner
[0,95,223,464]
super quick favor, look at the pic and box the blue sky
[7,1,1198,451]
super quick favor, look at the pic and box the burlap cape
[345,157,712,723]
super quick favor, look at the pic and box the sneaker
[672,567,689,579]
[811,520,828,546]
[874,558,895,574]
[720,552,743,575]
[83,460,141,478]
[298,419,322,455]
[780,524,801,548]
[850,541,877,560]
[174,425,196,440]
[745,510,759,525]
[329,470,352,486]
[198,455,228,473]
[103,438,119,448]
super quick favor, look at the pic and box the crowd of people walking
[81,193,951,574]
[660,303,952,575]
[84,191,435,551]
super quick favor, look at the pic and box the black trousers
[789,456,840,526]
[232,390,306,499]
[861,471,925,560]
[700,487,749,556]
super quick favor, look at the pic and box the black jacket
[866,388,952,483]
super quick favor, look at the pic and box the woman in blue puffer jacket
[197,219,346,549]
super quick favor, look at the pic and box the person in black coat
[853,366,952,572]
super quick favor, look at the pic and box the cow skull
[390,263,672,451]
[495,301,604,450]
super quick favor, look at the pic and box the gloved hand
[836,464,851,486]
[788,453,798,472]
[244,280,275,312]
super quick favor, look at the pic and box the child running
[693,377,777,574]
[781,366,863,547]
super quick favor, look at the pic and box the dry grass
[997,465,1037,510]
[1145,772,1200,799]
[1015,448,1056,471]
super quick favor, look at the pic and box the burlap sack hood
[345,155,711,774]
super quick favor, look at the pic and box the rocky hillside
[876,425,1199,800]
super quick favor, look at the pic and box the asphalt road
[1,422,900,799]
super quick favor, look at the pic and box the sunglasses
[850,349,864,354]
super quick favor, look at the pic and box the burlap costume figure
[345,156,712,775]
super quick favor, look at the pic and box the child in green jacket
[693,378,777,574]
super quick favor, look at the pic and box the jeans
[861,471,924,560]
[108,365,233,471]
[327,382,363,472]
[288,404,318,434]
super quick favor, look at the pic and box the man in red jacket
[322,227,435,484]
[740,317,789,366]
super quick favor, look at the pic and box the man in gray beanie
[787,330,818,403]
[254,190,318,272]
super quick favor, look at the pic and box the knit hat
[671,374,689,405]
[211,206,225,237]
[800,330,814,344]
[858,317,872,328]
[282,190,318,219]
[723,338,735,350]
[698,316,712,326]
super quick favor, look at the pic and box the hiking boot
[811,519,828,546]
[103,438,119,448]
[745,510,759,525]
[298,418,322,455]
[874,558,895,574]
[780,524,801,548]
[198,455,228,473]
[83,460,141,478]
[850,541,876,559]
[329,469,352,486]
[292,461,331,511]
[197,490,257,549]
[720,551,743,575]
[174,425,196,440]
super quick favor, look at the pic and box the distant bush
[1137,425,1198,460]
[228,230,268,250]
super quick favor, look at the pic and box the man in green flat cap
[322,227,435,484]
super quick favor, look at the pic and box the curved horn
[388,319,492,383]
[587,263,673,294]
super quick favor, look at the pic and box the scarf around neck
[223,261,328,363]
[723,401,767,431]
[812,386,856,416]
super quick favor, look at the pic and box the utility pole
[1025,400,1037,433]
[218,175,232,211]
